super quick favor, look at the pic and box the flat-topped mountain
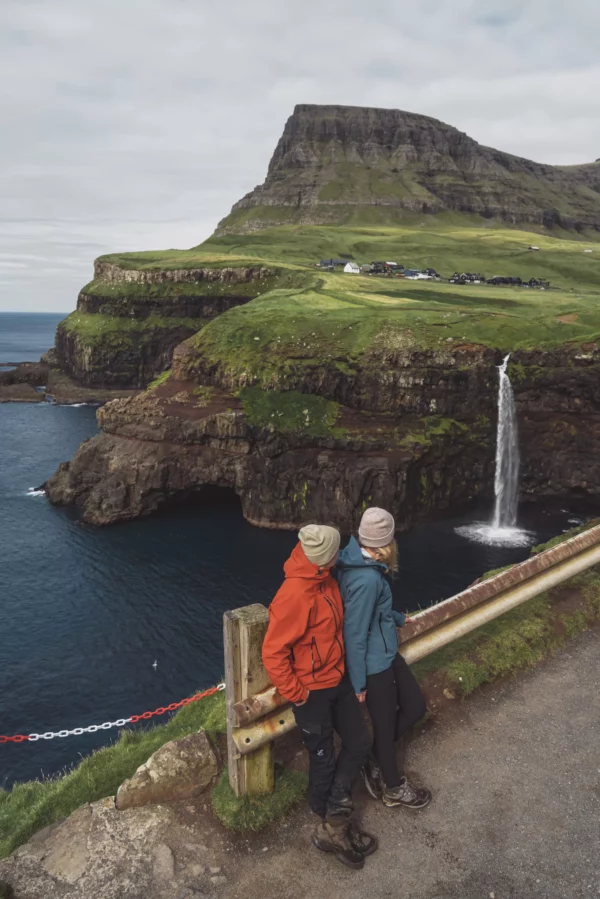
[217,104,600,233]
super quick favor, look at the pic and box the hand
[356,692,366,703]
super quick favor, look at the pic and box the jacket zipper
[379,613,389,654]
[321,588,344,678]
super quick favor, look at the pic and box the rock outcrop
[116,731,220,810]
[216,104,600,233]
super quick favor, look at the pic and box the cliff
[216,104,600,233]
[52,261,296,388]
[45,341,600,531]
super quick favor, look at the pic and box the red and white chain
[0,683,225,745]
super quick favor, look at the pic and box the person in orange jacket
[262,524,376,870]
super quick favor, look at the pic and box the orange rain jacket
[262,542,345,704]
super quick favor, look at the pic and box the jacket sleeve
[392,610,406,627]
[262,587,312,705]
[341,572,378,694]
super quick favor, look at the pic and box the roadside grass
[0,690,225,859]
[211,768,307,832]
[412,538,600,700]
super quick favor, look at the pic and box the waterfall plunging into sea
[493,354,520,529]
[456,354,532,547]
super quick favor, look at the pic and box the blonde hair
[361,539,398,575]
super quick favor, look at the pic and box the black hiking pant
[293,676,371,818]
[366,653,427,789]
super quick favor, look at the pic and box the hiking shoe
[361,762,383,800]
[348,822,378,857]
[383,777,431,809]
[312,820,365,869]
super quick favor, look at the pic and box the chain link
[1,683,225,745]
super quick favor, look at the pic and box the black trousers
[293,677,371,818]
[366,653,427,789]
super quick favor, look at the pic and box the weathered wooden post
[223,604,274,797]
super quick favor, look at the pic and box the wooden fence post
[223,604,274,797]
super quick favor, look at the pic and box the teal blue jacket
[337,537,406,694]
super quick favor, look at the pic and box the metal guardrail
[224,523,600,792]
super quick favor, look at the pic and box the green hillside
[103,224,600,386]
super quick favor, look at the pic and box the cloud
[1,0,599,312]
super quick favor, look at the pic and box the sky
[1,0,599,312]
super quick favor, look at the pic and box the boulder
[116,730,219,811]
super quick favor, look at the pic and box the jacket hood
[337,536,387,572]
[283,541,331,580]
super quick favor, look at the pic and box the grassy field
[101,222,600,286]
[175,271,600,392]
[203,222,600,288]
[95,223,600,389]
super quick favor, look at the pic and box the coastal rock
[44,374,497,530]
[44,340,600,531]
[116,731,220,810]
[0,383,44,403]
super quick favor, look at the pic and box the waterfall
[455,353,530,546]
[492,354,520,529]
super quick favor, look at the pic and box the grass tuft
[211,768,307,832]
[148,370,172,390]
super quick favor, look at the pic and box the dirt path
[2,629,599,899]
[223,628,600,899]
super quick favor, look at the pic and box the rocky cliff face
[216,104,600,233]
[45,346,600,531]
[53,265,278,389]
[44,378,495,530]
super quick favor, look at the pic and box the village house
[343,262,361,274]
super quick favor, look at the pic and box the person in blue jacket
[337,507,431,808]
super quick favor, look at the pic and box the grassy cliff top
[177,273,600,389]
[92,223,600,381]
[99,221,600,277]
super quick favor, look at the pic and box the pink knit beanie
[358,507,395,548]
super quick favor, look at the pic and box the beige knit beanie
[358,507,395,548]
[298,524,341,568]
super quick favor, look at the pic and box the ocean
[0,313,596,787]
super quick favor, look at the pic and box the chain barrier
[0,683,226,745]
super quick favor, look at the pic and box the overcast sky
[1,0,599,313]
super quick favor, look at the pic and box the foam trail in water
[26,488,46,497]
